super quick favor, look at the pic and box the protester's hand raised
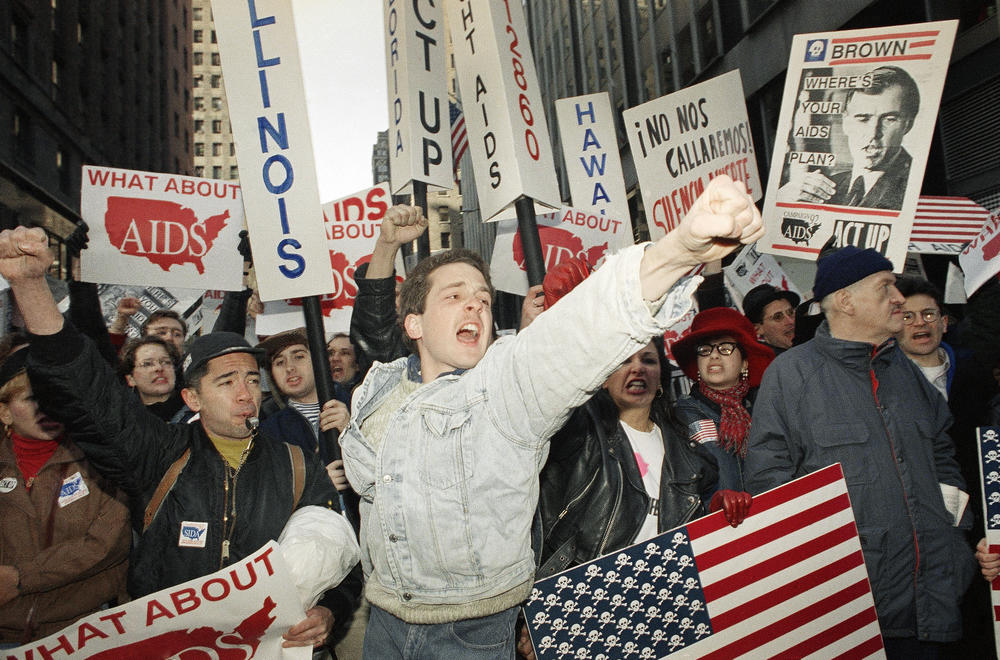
[670,175,763,266]
[0,227,53,282]
[379,205,428,247]
[117,296,141,319]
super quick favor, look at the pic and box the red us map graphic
[88,597,277,660]
[105,196,229,274]
[512,226,608,271]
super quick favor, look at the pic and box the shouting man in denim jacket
[340,176,763,658]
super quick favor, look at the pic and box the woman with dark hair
[117,336,186,422]
[535,336,744,580]
[0,338,130,646]
[673,307,775,493]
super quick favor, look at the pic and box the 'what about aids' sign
[80,166,245,291]
[7,542,310,659]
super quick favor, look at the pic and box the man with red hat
[744,245,974,656]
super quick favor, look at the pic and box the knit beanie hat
[812,246,893,300]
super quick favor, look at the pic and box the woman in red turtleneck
[0,341,130,645]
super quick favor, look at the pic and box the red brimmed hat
[670,307,775,388]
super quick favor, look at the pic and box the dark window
[230,166,239,179]
[193,29,203,43]
[211,52,220,66]
[212,165,222,178]
[211,120,222,133]
[194,51,203,65]
[194,142,205,156]
[210,74,221,88]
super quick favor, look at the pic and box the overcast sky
[295,1,388,203]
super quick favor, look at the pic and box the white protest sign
[760,21,958,266]
[958,209,1000,298]
[445,0,560,221]
[212,0,334,301]
[723,243,803,306]
[489,206,627,295]
[555,93,632,248]
[79,166,243,290]
[383,0,452,193]
[8,542,308,659]
[256,183,404,335]
[623,70,760,241]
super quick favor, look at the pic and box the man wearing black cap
[741,283,800,354]
[744,245,974,655]
[0,226,360,653]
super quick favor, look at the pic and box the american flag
[450,101,468,178]
[524,463,884,659]
[908,196,990,254]
[976,426,1000,652]
[689,419,718,445]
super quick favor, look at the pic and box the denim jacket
[340,245,699,622]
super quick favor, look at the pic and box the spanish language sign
[760,20,958,266]
[256,183,403,335]
[623,70,760,242]
[212,0,334,301]
[383,0,452,193]
[489,205,628,296]
[80,166,244,291]
[7,542,309,659]
[446,0,560,221]
[555,93,632,248]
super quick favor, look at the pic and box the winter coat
[0,438,129,642]
[744,320,975,642]
[536,398,717,579]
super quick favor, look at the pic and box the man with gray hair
[744,245,974,656]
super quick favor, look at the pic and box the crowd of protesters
[0,175,999,660]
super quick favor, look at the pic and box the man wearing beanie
[745,245,974,656]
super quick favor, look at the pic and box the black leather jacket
[536,396,718,579]
[349,263,408,375]
[26,323,350,605]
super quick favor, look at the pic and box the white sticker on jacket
[178,521,208,548]
[0,477,17,493]
[58,472,90,507]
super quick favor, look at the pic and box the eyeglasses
[137,358,174,370]
[901,309,940,325]
[695,342,739,357]
[764,307,795,323]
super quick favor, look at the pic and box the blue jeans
[363,604,517,659]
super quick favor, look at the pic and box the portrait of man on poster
[777,66,920,211]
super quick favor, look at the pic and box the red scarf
[11,430,60,490]
[700,379,752,457]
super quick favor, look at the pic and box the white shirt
[620,421,665,544]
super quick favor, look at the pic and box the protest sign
[489,206,629,295]
[383,0,452,193]
[445,0,560,221]
[958,208,1000,297]
[909,196,990,255]
[978,427,1000,658]
[79,166,243,290]
[212,0,334,301]
[7,542,309,659]
[555,93,632,248]
[256,183,403,335]
[524,463,883,659]
[760,21,958,266]
[623,70,760,241]
[96,283,202,340]
[723,243,803,307]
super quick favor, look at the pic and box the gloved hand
[65,221,90,258]
[709,490,752,528]
[542,257,591,310]
[237,229,253,265]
